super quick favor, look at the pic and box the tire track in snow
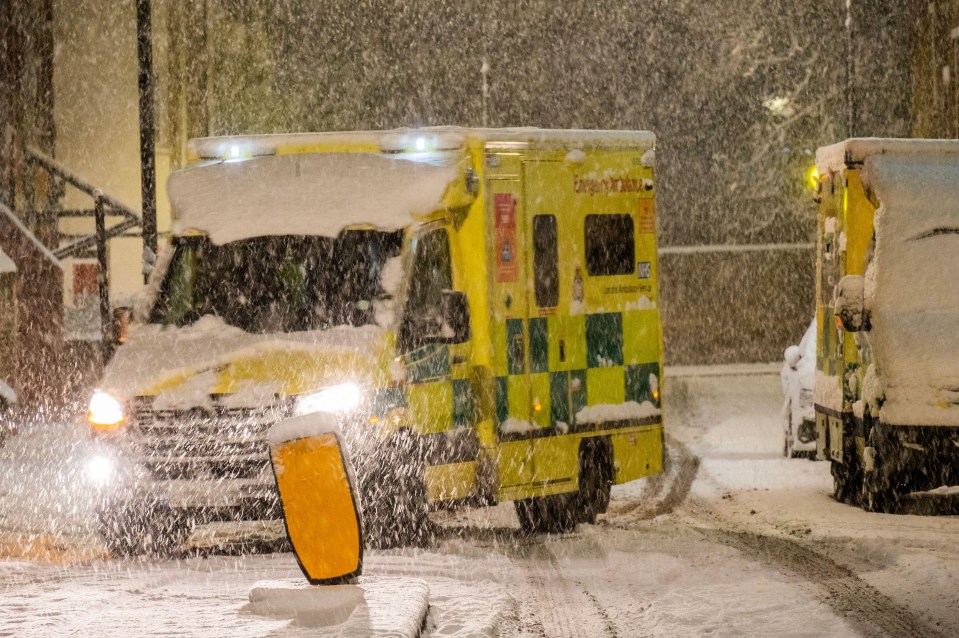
[573,582,620,638]
[635,439,945,638]
[508,540,619,638]
[688,510,949,638]
[623,436,949,638]
[603,436,700,525]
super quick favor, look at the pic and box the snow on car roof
[167,152,459,244]
[187,127,656,160]
[816,138,959,174]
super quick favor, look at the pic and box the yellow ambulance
[814,138,959,512]
[84,128,665,552]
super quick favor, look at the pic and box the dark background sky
[164,0,912,362]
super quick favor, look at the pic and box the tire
[861,425,901,514]
[576,441,612,524]
[784,434,794,459]
[98,501,192,557]
[514,494,577,535]
[515,441,611,535]
[361,430,430,549]
[831,460,854,504]
[830,417,863,505]
[861,472,894,513]
[783,403,800,459]
[514,498,540,534]
[783,402,792,458]
[831,455,862,506]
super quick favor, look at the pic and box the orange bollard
[269,413,363,584]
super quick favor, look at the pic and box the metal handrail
[53,216,141,260]
[21,146,146,358]
[24,146,144,261]
[24,146,141,223]
[0,201,61,268]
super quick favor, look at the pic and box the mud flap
[270,424,363,584]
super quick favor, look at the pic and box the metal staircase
[21,147,144,359]
[25,147,143,259]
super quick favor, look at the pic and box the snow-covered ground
[671,373,959,635]
[1,369,957,636]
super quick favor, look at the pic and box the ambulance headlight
[84,454,115,486]
[295,383,363,416]
[87,391,125,431]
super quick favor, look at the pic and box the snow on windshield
[167,152,458,244]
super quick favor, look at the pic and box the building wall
[911,0,959,137]
[23,0,917,367]
[0,206,64,409]
[51,0,172,304]
[0,0,56,209]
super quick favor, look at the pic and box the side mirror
[784,345,801,370]
[439,290,471,344]
[833,275,869,332]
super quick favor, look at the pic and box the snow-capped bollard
[268,413,363,584]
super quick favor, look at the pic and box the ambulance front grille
[132,399,288,481]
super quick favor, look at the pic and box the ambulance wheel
[514,494,577,535]
[782,404,792,458]
[831,459,861,506]
[363,430,429,549]
[862,472,897,513]
[98,501,192,557]
[861,426,901,514]
[576,440,612,524]
[831,425,862,506]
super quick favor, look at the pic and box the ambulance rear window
[585,214,635,276]
[533,215,559,307]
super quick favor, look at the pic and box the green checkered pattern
[494,310,660,430]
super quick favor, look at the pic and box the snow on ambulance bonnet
[167,152,459,244]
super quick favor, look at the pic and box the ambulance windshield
[149,230,403,333]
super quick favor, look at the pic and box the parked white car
[780,320,817,458]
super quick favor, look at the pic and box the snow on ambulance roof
[816,138,959,174]
[167,152,459,244]
[187,127,656,160]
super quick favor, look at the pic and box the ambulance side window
[400,228,452,352]
[533,215,559,307]
[585,214,635,276]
